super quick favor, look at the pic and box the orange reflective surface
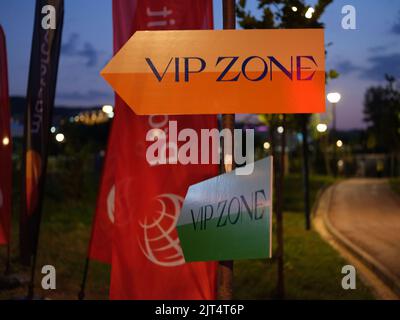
[102,29,325,115]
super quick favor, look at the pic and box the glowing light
[263,142,271,150]
[316,123,328,133]
[305,7,314,19]
[327,92,341,103]
[2,136,9,146]
[338,159,344,167]
[292,6,298,12]
[277,126,284,134]
[107,111,114,119]
[50,126,56,133]
[55,133,65,143]
[224,154,233,172]
[149,128,164,140]
[336,140,343,148]
[102,104,114,114]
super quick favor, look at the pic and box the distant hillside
[10,96,101,124]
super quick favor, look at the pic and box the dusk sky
[0,0,399,129]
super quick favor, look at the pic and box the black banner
[20,0,64,265]
[0,300,398,318]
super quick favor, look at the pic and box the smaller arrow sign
[176,157,273,262]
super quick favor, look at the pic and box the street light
[102,104,114,114]
[224,153,233,172]
[263,142,271,150]
[55,133,65,143]
[336,139,343,148]
[327,92,341,133]
[305,7,314,19]
[327,92,341,131]
[327,92,341,104]
[316,123,327,133]
[277,126,284,134]
[2,136,9,146]
[327,92,341,177]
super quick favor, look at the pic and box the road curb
[319,182,400,298]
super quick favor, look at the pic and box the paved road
[329,179,400,281]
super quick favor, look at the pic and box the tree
[237,0,338,138]
[363,75,400,154]
[236,0,336,299]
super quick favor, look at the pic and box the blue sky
[0,0,399,129]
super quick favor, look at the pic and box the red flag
[0,26,12,246]
[87,104,119,263]
[109,0,218,299]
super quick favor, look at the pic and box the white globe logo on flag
[107,185,115,223]
[138,193,185,267]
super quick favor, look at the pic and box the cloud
[61,33,101,67]
[57,89,113,101]
[61,33,79,55]
[392,11,400,34]
[368,45,387,53]
[79,42,98,67]
[334,54,400,81]
[361,53,400,81]
[392,23,400,34]
[335,60,361,75]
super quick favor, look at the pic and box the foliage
[390,177,400,196]
[0,168,109,300]
[363,75,400,152]
[233,175,373,300]
[237,0,338,149]
[46,121,110,200]
[236,0,338,84]
[234,212,373,299]
[0,173,373,300]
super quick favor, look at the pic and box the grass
[0,172,110,300]
[282,174,336,212]
[0,172,374,300]
[234,212,373,299]
[234,174,373,299]
[389,177,400,196]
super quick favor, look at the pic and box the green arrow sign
[176,157,273,262]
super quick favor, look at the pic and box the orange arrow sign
[101,29,325,115]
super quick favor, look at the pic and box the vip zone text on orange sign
[146,55,318,83]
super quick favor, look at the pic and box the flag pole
[217,0,235,300]
[5,240,10,275]
[78,257,90,300]
[27,248,38,299]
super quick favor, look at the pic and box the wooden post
[276,115,286,299]
[217,0,235,300]
[301,115,311,230]
[332,102,337,177]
